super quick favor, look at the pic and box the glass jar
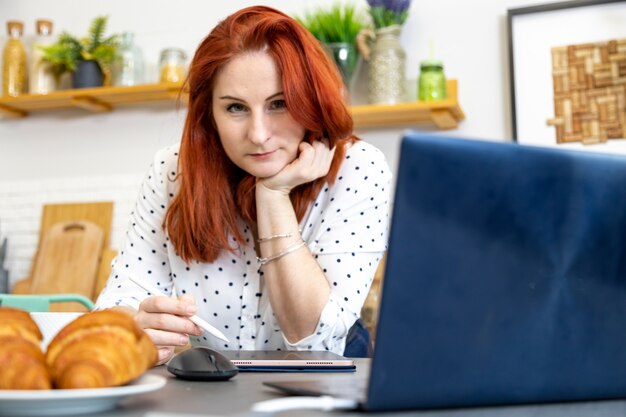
[29,19,57,94]
[2,20,27,97]
[159,48,186,83]
[418,59,447,101]
[113,32,144,86]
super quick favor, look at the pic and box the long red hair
[165,5,357,263]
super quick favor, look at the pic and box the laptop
[265,132,626,410]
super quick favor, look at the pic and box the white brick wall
[0,174,144,288]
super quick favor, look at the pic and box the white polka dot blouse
[95,140,392,354]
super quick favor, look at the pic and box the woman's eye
[269,99,286,110]
[226,103,247,113]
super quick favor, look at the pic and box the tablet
[219,350,356,372]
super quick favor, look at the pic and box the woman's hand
[133,294,203,364]
[259,140,336,195]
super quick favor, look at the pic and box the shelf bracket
[430,109,458,129]
[0,103,27,119]
[71,96,113,113]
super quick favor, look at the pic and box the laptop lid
[367,132,626,410]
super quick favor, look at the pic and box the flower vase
[324,42,360,92]
[357,25,406,104]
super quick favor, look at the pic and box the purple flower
[366,0,411,12]
[367,0,412,28]
[387,0,411,14]
[366,0,386,7]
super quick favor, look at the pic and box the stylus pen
[128,275,230,343]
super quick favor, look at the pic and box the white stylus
[128,275,230,343]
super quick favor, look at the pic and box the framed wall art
[508,0,626,154]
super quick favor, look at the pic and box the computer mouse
[166,347,239,381]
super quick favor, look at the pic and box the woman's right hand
[133,294,203,364]
[258,139,336,195]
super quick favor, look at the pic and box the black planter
[72,60,104,88]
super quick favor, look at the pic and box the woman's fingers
[310,140,335,174]
[144,327,190,347]
[135,295,203,343]
[138,312,200,339]
[141,295,196,316]
[157,346,175,365]
[178,293,196,306]
[297,141,315,166]
[260,139,335,191]
[295,140,335,181]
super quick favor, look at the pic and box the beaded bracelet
[257,229,302,243]
[257,239,306,266]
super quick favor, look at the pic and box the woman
[96,5,391,364]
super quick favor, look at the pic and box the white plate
[0,374,166,416]
[30,312,83,350]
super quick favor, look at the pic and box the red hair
[165,5,357,263]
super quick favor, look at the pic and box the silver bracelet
[257,229,302,243]
[257,239,306,266]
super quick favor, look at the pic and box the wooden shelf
[351,80,464,130]
[0,80,464,129]
[0,83,185,118]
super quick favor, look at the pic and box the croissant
[0,307,52,389]
[46,309,157,389]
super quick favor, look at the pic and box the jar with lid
[159,48,186,83]
[112,32,144,86]
[2,20,28,97]
[29,19,57,94]
[418,59,447,101]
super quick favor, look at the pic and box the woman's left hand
[259,140,336,194]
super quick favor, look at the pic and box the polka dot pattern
[96,141,392,354]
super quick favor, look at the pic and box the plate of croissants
[0,307,165,416]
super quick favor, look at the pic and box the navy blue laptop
[266,132,626,410]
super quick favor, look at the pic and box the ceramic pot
[72,60,103,88]
[357,25,406,104]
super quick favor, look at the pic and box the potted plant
[40,16,119,89]
[297,3,368,89]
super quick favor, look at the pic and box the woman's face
[212,51,306,178]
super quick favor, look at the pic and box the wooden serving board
[30,221,104,312]
[39,202,113,247]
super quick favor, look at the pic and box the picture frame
[507,0,626,154]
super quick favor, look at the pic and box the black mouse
[166,347,239,381]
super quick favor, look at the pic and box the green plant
[297,3,367,44]
[41,16,119,76]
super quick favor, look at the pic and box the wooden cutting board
[39,202,113,247]
[12,201,114,296]
[29,221,104,312]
